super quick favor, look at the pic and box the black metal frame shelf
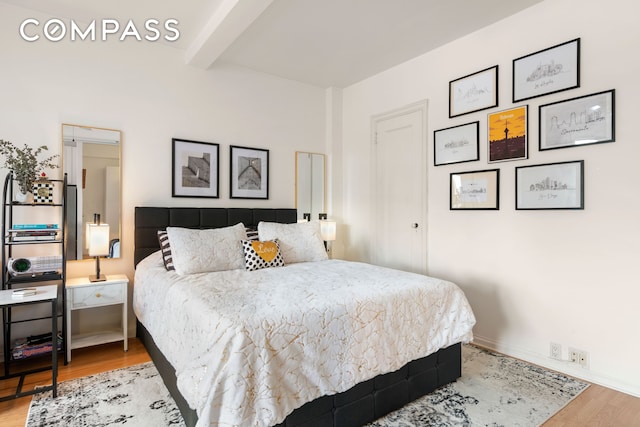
[1,172,68,403]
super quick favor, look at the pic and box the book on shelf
[10,230,58,235]
[12,288,38,298]
[11,224,59,230]
[12,333,63,360]
[11,235,58,242]
[9,229,59,242]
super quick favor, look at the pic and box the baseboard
[472,335,640,398]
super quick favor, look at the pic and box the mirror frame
[62,123,122,261]
[295,151,326,221]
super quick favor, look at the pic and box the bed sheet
[133,252,475,427]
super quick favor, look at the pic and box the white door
[371,101,428,274]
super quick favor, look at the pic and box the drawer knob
[95,292,101,298]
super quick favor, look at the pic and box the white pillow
[166,223,247,275]
[258,220,328,264]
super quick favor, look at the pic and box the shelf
[5,240,63,246]
[6,203,63,207]
[7,273,63,284]
[2,172,68,371]
[6,312,63,325]
[70,330,124,350]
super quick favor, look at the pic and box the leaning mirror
[295,152,325,221]
[62,124,122,260]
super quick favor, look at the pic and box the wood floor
[1,338,639,427]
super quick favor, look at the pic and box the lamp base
[89,274,107,282]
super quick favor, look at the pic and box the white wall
[0,3,326,338]
[339,0,640,396]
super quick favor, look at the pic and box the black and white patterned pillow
[245,227,259,241]
[157,230,175,271]
[242,239,285,271]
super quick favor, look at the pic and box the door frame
[370,100,429,273]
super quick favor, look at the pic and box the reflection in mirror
[295,152,325,221]
[62,124,121,260]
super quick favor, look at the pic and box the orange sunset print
[488,106,528,162]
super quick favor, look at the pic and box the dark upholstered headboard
[134,207,297,266]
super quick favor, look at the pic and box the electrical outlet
[550,342,562,360]
[569,348,578,363]
[577,350,589,368]
[568,347,589,368]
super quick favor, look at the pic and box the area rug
[27,345,589,427]
[26,362,185,426]
[367,345,589,426]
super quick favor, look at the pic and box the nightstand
[65,274,128,362]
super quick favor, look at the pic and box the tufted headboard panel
[134,207,297,266]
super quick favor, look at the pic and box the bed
[133,207,475,427]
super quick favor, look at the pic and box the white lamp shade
[320,220,336,242]
[88,223,110,256]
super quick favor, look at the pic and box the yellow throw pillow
[242,240,285,271]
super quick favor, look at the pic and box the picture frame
[515,160,584,210]
[450,169,500,210]
[230,145,269,199]
[488,105,528,163]
[539,89,615,151]
[33,181,54,204]
[434,121,480,166]
[172,138,219,198]
[512,38,580,102]
[449,65,498,118]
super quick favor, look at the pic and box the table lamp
[87,214,109,282]
[320,220,336,253]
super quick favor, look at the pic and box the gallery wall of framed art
[439,36,615,212]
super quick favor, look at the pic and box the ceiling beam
[185,0,273,69]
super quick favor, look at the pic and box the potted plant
[0,139,59,200]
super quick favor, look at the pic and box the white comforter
[133,252,476,427]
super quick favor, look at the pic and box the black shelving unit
[1,172,67,377]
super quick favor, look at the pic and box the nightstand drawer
[66,275,129,362]
[69,284,124,308]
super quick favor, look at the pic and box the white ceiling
[3,0,543,88]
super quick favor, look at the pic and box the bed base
[137,320,461,427]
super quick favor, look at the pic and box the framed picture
[450,169,500,210]
[488,105,528,163]
[230,145,269,199]
[449,65,498,118]
[33,181,54,204]
[515,160,584,210]
[513,38,580,102]
[539,89,615,151]
[172,138,219,198]
[434,121,480,166]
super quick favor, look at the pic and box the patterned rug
[368,345,589,426]
[26,362,184,426]
[27,345,589,427]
